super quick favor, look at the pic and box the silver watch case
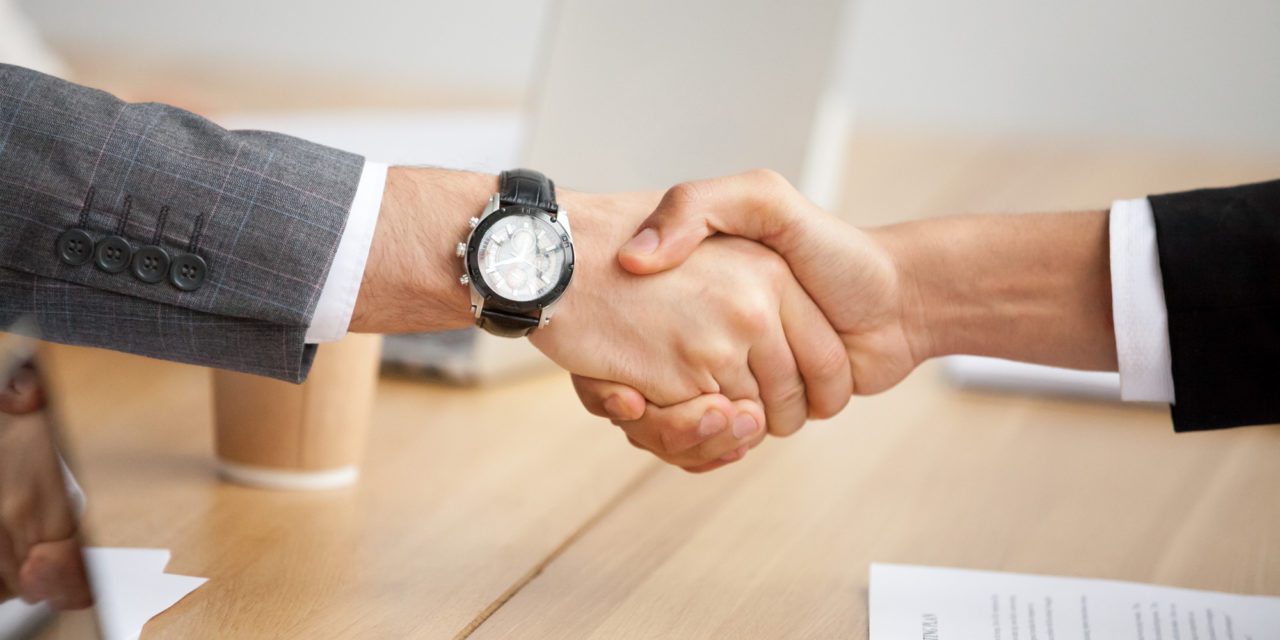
[462,194,574,328]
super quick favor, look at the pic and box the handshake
[352,168,1116,473]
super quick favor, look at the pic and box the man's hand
[534,189,852,449]
[616,170,927,394]
[576,169,1115,460]
[568,171,920,465]
[0,366,92,610]
[349,169,852,470]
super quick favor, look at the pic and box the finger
[20,539,92,610]
[673,399,766,470]
[681,399,767,472]
[747,315,809,438]
[0,365,45,415]
[780,281,853,421]
[618,393,736,463]
[708,339,760,417]
[727,396,762,458]
[570,375,646,421]
[619,170,805,275]
[682,459,735,474]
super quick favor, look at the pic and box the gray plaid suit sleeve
[0,64,365,381]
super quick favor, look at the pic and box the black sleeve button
[93,235,133,273]
[169,253,208,292]
[56,229,94,266]
[130,245,171,284]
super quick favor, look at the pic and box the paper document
[85,548,207,640]
[870,564,1280,640]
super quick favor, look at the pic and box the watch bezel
[465,205,575,313]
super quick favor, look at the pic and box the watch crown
[459,274,470,286]
[468,217,480,228]
[455,242,467,258]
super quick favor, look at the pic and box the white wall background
[844,0,1280,153]
[16,0,1280,153]
[16,0,549,99]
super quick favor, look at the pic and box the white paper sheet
[870,564,1280,640]
[0,600,52,640]
[84,548,207,640]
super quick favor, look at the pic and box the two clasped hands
[539,170,918,473]
[357,165,1113,474]
[498,170,1110,473]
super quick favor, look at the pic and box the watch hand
[492,256,533,268]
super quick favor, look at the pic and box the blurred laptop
[0,321,101,639]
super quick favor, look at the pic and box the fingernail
[697,410,728,438]
[603,395,628,419]
[623,228,660,255]
[731,414,759,439]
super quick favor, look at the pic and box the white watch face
[476,214,568,302]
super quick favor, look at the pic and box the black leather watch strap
[477,308,541,338]
[499,168,558,214]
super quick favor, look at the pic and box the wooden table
[36,133,1280,639]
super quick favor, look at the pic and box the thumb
[20,539,92,610]
[619,170,804,275]
[570,375,647,422]
[618,185,719,275]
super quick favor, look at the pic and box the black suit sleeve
[1149,179,1280,431]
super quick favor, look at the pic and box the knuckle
[767,402,805,437]
[809,348,854,419]
[665,181,706,209]
[758,250,790,280]
[748,168,790,190]
[730,303,771,337]
[727,293,773,337]
[686,340,739,373]
[714,344,743,371]
[774,381,807,412]
[813,343,851,381]
[733,245,789,281]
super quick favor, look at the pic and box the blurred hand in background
[0,364,91,610]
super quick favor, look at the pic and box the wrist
[866,223,944,367]
[350,167,497,333]
[527,189,662,351]
[872,211,1116,370]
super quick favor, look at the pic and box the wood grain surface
[33,132,1280,639]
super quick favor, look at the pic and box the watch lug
[481,194,500,219]
[539,302,558,327]
[470,289,485,319]
[558,208,572,240]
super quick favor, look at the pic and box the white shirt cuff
[305,161,388,343]
[1109,197,1176,403]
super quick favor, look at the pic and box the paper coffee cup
[212,334,382,490]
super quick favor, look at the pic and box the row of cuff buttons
[55,228,208,292]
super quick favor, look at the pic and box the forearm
[349,167,497,333]
[879,210,1117,371]
[347,168,647,338]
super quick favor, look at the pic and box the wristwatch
[457,169,575,337]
